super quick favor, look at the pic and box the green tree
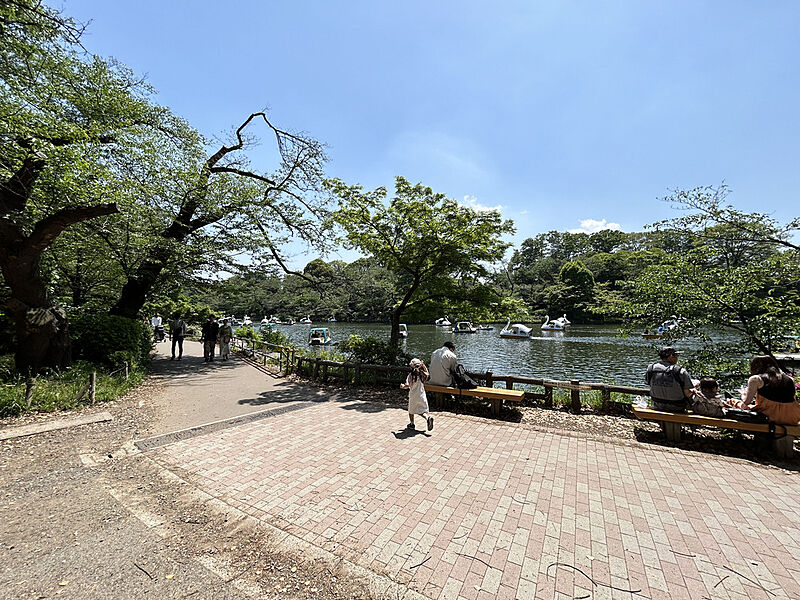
[328,176,515,345]
[0,0,175,371]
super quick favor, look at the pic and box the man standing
[169,314,186,360]
[646,346,694,412]
[218,318,233,360]
[201,315,220,362]
[430,341,458,386]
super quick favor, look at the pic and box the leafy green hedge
[339,335,410,366]
[70,314,152,367]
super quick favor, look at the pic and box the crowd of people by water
[646,346,800,425]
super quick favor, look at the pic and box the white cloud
[460,194,502,213]
[568,218,622,234]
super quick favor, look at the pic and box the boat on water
[642,317,681,339]
[500,319,533,339]
[299,316,312,324]
[308,327,333,346]
[477,324,494,331]
[434,316,451,326]
[399,323,408,338]
[540,315,565,331]
[554,314,571,327]
[226,316,239,326]
[242,315,253,326]
[452,321,477,333]
[286,317,296,325]
[260,316,269,325]
[328,316,337,322]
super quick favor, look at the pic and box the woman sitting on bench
[739,355,800,425]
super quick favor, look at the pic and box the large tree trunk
[109,256,167,318]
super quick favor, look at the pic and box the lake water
[240,322,731,386]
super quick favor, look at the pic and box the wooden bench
[632,406,799,458]
[424,384,525,417]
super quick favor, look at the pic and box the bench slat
[423,384,525,401]
[632,406,800,436]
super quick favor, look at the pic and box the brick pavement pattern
[156,400,800,600]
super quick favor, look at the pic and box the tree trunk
[109,257,166,318]
[389,309,402,347]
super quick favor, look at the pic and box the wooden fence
[231,337,651,413]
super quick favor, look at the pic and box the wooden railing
[231,336,651,413]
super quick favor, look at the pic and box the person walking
[401,358,434,431]
[201,315,220,362]
[218,318,233,360]
[645,346,694,412]
[169,314,187,360]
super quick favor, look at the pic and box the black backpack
[451,364,478,389]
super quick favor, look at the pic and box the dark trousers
[203,340,216,361]
[171,336,184,358]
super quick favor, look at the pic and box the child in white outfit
[401,358,434,431]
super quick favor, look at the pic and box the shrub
[71,314,152,367]
[339,335,410,366]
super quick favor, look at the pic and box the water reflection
[238,322,738,386]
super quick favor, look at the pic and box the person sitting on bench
[690,377,731,417]
[646,346,694,412]
[740,355,800,425]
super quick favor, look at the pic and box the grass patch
[0,355,146,417]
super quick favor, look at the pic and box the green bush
[71,314,152,367]
[339,335,410,366]
[0,356,146,417]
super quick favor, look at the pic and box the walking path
[143,346,800,600]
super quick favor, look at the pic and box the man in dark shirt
[201,315,220,362]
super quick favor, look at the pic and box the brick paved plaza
[152,396,800,600]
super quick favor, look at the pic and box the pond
[238,322,739,386]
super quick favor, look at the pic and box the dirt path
[0,345,383,600]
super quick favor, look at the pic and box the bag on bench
[724,408,769,423]
[450,364,478,390]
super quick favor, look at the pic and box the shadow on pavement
[237,387,328,406]
[392,428,431,439]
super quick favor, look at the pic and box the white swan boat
[453,321,477,333]
[260,316,269,325]
[554,314,571,327]
[399,323,408,338]
[642,317,680,339]
[299,316,312,324]
[242,315,253,326]
[328,316,337,322]
[499,319,533,339]
[434,316,451,326]
[540,315,565,331]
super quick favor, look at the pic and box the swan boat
[554,314,571,327]
[434,316,452,326]
[308,327,333,346]
[642,317,680,339]
[242,315,253,327]
[328,316,337,322]
[477,324,494,331]
[499,319,533,339]
[540,315,565,331]
[399,323,408,338]
[453,321,477,333]
[299,316,312,324]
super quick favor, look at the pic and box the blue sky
[66,1,799,263]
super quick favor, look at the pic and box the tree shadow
[633,426,800,471]
[237,386,329,406]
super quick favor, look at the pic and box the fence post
[290,349,296,374]
[354,363,361,386]
[601,385,611,412]
[322,363,329,383]
[90,372,96,404]
[485,370,493,389]
[570,379,581,413]
[544,384,553,408]
[124,361,129,381]
[25,377,36,410]
[314,358,321,380]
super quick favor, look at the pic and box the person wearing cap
[429,341,458,386]
[401,358,433,431]
[645,346,694,412]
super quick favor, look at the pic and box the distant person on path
[739,355,800,425]
[429,341,458,385]
[218,318,233,360]
[169,314,187,360]
[201,315,220,362]
[645,346,694,412]
[401,358,434,431]
[150,313,162,329]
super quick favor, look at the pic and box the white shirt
[151,315,162,327]
[429,347,458,386]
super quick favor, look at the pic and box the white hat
[409,358,422,367]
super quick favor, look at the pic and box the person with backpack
[645,346,694,412]
[169,314,187,360]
